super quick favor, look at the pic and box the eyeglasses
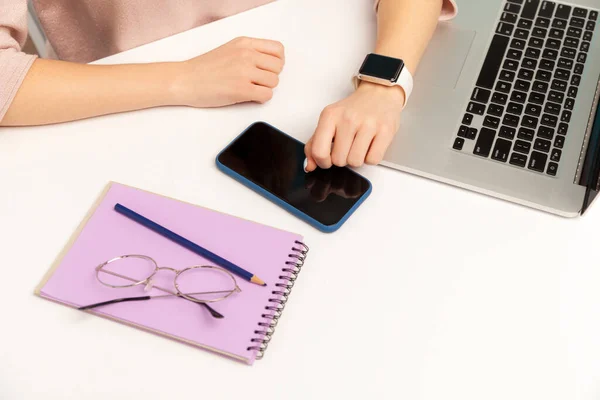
[78,255,241,319]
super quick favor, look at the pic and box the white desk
[2,0,600,398]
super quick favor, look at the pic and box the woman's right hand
[172,36,285,108]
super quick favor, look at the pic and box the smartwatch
[353,53,414,108]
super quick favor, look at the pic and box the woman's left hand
[304,82,405,172]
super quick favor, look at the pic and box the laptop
[383,0,600,217]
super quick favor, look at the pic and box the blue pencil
[114,203,266,286]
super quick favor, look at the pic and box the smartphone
[216,122,372,233]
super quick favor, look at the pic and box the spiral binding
[247,240,309,360]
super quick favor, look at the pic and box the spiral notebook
[35,182,308,364]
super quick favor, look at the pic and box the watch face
[358,53,404,82]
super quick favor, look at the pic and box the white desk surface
[2,0,600,399]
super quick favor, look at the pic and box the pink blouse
[0,0,457,121]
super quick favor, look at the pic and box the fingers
[247,37,285,61]
[347,124,377,168]
[310,108,337,169]
[251,69,280,88]
[247,84,274,104]
[366,125,395,165]
[330,115,357,167]
[255,53,284,74]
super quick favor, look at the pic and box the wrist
[355,81,406,109]
[164,61,194,106]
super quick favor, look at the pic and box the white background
[2,0,600,399]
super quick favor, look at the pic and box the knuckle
[259,89,274,103]
[365,152,383,165]
[347,156,364,168]
[331,154,348,167]
[342,110,359,126]
[236,36,252,46]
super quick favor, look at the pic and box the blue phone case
[216,122,372,233]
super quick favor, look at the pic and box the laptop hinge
[577,72,600,214]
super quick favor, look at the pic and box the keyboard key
[544,102,561,115]
[590,11,598,21]
[547,162,558,176]
[510,152,528,167]
[496,81,512,94]
[549,91,564,103]
[573,7,587,18]
[568,86,578,98]
[507,48,524,60]
[561,110,572,123]
[465,128,477,140]
[503,114,520,127]
[503,59,519,71]
[492,92,509,105]
[525,103,542,116]
[551,79,567,92]
[522,57,538,69]
[567,27,583,38]
[534,138,552,152]
[453,137,465,150]
[570,17,585,29]
[463,113,474,125]
[497,22,515,36]
[476,35,510,90]
[541,113,558,127]
[515,28,530,39]
[574,63,584,74]
[472,87,492,103]
[583,31,593,41]
[536,70,552,82]
[522,115,539,129]
[488,104,504,117]
[549,28,564,39]
[571,75,581,86]
[558,123,568,136]
[506,3,522,13]
[564,98,575,110]
[539,1,556,18]
[581,41,590,52]
[501,12,519,24]
[558,58,574,69]
[518,68,534,80]
[577,52,587,63]
[542,48,558,60]
[473,128,496,157]
[586,21,595,31]
[458,125,468,138]
[532,80,549,93]
[518,18,533,29]
[553,18,568,29]
[539,59,555,70]
[512,91,528,103]
[561,47,576,59]
[550,148,562,162]
[528,92,545,105]
[468,102,486,115]
[538,125,555,140]
[518,127,535,141]
[555,68,571,81]
[525,47,541,58]
[500,69,516,82]
[515,140,532,154]
[515,79,532,91]
[484,115,501,129]
[533,27,548,38]
[528,151,548,172]
[536,17,551,28]
[556,4,571,19]
[564,37,580,48]
[545,38,561,49]
[512,38,527,50]
[492,139,512,162]
[507,102,524,115]
[555,135,565,148]
[529,37,545,48]
[500,126,517,140]
[522,0,541,19]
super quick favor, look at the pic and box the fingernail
[303,158,308,173]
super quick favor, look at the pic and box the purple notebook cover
[37,183,305,364]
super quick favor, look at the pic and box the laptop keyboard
[453,0,598,177]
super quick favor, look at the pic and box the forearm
[374,0,443,73]
[1,58,179,126]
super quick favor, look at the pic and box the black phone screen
[218,122,371,226]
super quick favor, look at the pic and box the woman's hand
[172,36,285,108]
[304,82,405,172]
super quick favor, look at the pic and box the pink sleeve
[373,0,458,21]
[0,0,37,122]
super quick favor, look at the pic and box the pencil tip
[251,276,266,286]
[262,283,267,287]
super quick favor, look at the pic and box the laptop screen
[579,84,600,214]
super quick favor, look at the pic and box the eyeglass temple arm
[78,296,225,319]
